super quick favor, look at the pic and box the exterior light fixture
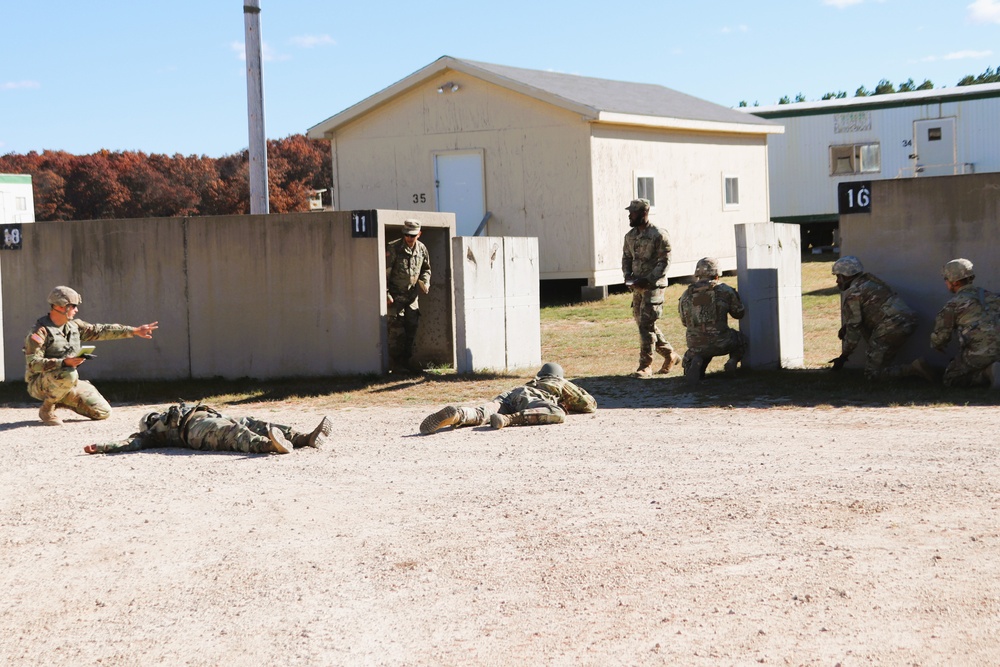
[437,82,460,94]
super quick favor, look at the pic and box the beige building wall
[1,211,456,382]
[331,72,595,284]
[591,128,771,284]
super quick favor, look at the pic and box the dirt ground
[2,393,1000,666]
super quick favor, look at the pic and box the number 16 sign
[838,181,871,215]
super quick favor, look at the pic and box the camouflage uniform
[622,221,675,370]
[839,273,918,380]
[930,284,1000,387]
[385,233,431,369]
[420,369,597,434]
[23,315,135,420]
[678,278,748,375]
[86,403,323,455]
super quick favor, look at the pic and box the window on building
[723,176,739,209]
[15,197,26,211]
[928,127,942,141]
[830,142,881,175]
[635,173,655,206]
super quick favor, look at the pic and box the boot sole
[420,406,460,435]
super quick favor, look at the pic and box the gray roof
[460,58,775,127]
[308,56,778,137]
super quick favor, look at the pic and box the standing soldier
[678,257,748,383]
[83,402,333,455]
[24,286,159,426]
[419,362,596,434]
[621,198,680,378]
[385,219,431,373]
[828,256,925,380]
[930,258,1000,388]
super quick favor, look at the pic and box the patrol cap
[625,198,650,212]
[403,219,422,235]
[694,257,720,279]
[942,258,974,282]
[831,255,864,278]
[47,286,82,307]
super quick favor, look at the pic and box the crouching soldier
[678,257,748,384]
[84,402,333,455]
[419,362,597,434]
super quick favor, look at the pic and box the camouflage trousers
[91,415,294,454]
[861,313,918,380]
[27,367,111,420]
[943,350,1000,388]
[388,307,420,363]
[682,329,749,373]
[631,289,673,367]
[462,387,567,426]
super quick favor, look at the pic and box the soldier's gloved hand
[829,356,847,371]
[837,326,846,340]
[632,277,651,290]
[386,293,394,307]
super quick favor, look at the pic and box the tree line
[739,65,1000,107]
[0,134,332,222]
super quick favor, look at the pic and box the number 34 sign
[1,223,22,250]
[838,181,871,215]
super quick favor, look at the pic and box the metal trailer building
[0,174,35,224]
[307,57,782,298]
[741,82,1000,248]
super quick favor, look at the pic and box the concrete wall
[453,236,541,373]
[735,222,804,369]
[840,172,1000,365]
[1,210,456,382]
[326,71,773,288]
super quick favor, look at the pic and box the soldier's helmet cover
[942,258,974,282]
[47,286,82,307]
[139,411,161,433]
[403,219,422,235]
[625,198,650,212]
[831,256,864,277]
[694,257,720,279]
[537,362,564,379]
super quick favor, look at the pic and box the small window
[15,197,27,211]
[636,175,655,206]
[830,142,880,175]
[723,176,739,209]
[928,127,942,141]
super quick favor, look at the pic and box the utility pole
[243,0,269,214]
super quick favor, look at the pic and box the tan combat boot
[291,417,333,448]
[39,401,62,426]
[909,358,936,383]
[490,413,523,429]
[631,364,653,379]
[724,358,739,378]
[267,426,293,454]
[684,355,705,385]
[656,348,680,374]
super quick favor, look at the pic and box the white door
[435,151,485,236]
[914,118,956,177]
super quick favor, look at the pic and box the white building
[743,82,1000,247]
[308,57,782,297]
[0,174,35,224]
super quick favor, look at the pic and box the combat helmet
[831,256,864,277]
[694,257,720,280]
[942,258,974,282]
[139,411,161,433]
[536,362,564,379]
[47,286,82,307]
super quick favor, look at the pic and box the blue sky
[2,0,997,157]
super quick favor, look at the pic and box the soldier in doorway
[621,198,680,378]
[385,219,432,373]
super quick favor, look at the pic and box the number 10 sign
[837,181,871,215]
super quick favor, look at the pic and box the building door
[434,150,485,236]
[914,118,956,177]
